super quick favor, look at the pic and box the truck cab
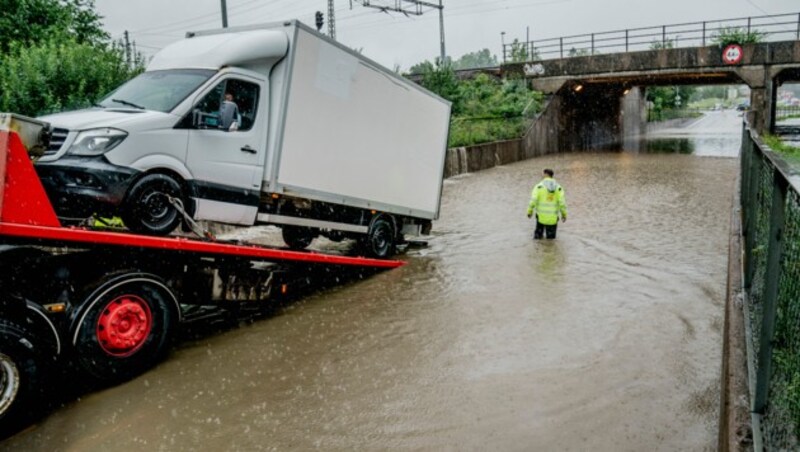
[35,30,288,234]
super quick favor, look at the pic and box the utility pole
[123,30,131,67]
[328,0,336,40]
[437,0,445,64]
[526,26,530,59]
[355,0,446,64]
[220,0,228,28]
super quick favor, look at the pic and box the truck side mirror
[192,110,220,129]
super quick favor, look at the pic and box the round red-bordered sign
[722,44,743,65]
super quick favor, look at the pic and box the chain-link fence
[741,123,800,450]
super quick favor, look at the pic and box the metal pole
[591,33,594,54]
[560,37,563,59]
[625,29,629,52]
[747,17,752,34]
[526,26,530,59]
[220,0,228,28]
[501,31,506,63]
[740,125,750,246]
[328,0,336,40]
[754,171,788,414]
[662,25,666,47]
[438,0,446,64]
[702,21,706,46]
[744,139,758,289]
[796,13,799,40]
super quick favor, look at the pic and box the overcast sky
[95,0,799,70]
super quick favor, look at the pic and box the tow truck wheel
[73,275,177,384]
[282,226,314,250]
[0,320,45,439]
[122,174,184,236]
[363,216,396,258]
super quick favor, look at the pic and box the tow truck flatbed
[0,115,405,439]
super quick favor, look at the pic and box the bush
[711,26,766,46]
[449,75,542,147]
[0,38,143,117]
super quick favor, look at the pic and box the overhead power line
[353,0,446,63]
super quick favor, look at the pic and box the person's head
[543,169,554,178]
[224,92,234,102]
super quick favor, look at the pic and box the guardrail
[776,106,800,120]
[740,120,800,450]
[503,12,800,62]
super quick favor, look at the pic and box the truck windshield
[98,69,216,113]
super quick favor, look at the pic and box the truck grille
[43,128,69,157]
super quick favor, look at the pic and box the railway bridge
[500,13,800,153]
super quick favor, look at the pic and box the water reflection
[639,138,695,154]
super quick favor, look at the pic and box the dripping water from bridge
[4,111,741,451]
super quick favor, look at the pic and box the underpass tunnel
[542,72,755,153]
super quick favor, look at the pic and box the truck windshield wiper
[111,98,145,110]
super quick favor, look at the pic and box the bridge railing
[503,12,800,62]
[740,120,800,450]
[776,106,800,121]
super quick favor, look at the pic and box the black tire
[0,319,46,440]
[72,274,177,384]
[282,226,314,250]
[362,217,396,258]
[121,174,184,236]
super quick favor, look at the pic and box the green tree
[509,39,539,63]
[451,49,498,70]
[0,0,143,116]
[0,0,108,53]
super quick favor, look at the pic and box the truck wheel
[73,275,177,384]
[282,226,314,250]
[122,174,183,236]
[363,217,396,258]
[0,320,46,439]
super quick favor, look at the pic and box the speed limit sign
[722,44,743,65]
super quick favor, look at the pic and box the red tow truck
[0,114,404,438]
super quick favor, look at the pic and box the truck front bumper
[34,157,139,219]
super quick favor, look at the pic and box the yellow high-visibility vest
[526,177,567,226]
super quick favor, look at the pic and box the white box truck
[34,20,451,257]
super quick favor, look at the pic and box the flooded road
[4,113,740,451]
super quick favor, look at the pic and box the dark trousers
[534,219,558,239]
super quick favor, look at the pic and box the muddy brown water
[4,113,740,451]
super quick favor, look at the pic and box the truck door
[186,74,266,224]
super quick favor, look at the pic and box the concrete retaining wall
[444,139,524,178]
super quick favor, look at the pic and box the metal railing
[502,12,800,62]
[740,120,800,450]
[776,106,800,121]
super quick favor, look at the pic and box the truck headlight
[66,128,127,156]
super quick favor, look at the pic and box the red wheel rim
[96,295,153,357]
